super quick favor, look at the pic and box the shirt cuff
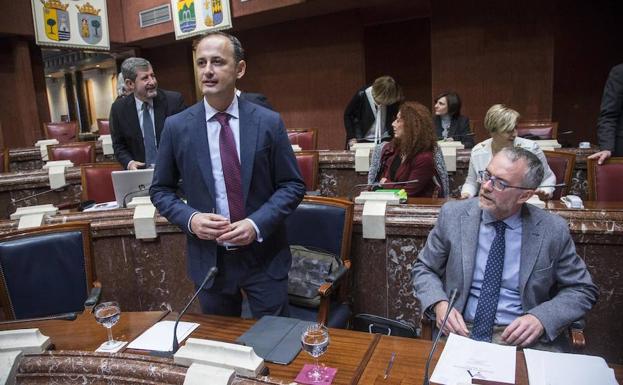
[245,218,263,242]
[188,211,199,234]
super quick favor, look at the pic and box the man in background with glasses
[412,146,597,351]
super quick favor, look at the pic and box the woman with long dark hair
[373,101,443,197]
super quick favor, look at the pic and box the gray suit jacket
[412,198,598,343]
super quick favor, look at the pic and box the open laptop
[111,169,154,208]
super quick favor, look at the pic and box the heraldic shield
[77,2,103,45]
[178,0,197,33]
[42,0,70,41]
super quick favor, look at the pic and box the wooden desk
[2,312,622,385]
[359,335,623,385]
[317,148,596,200]
[7,144,114,172]
[352,199,623,364]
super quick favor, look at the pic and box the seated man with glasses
[412,146,598,351]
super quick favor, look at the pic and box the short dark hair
[121,57,151,82]
[195,32,245,63]
[434,91,462,117]
[499,146,544,189]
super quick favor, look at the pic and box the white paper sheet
[127,321,200,351]
[430,333,516,385]
[524,348,619,385]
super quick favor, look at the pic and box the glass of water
[93,301,123,350]
[301,323,330,382]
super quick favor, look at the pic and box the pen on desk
[383,352,396,380]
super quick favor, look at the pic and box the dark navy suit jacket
[150,98,306,286]
[110,89,185,169]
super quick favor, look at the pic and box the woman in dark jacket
[433,91,474,148]
[374,102,440,197]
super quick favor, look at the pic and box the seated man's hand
[217,219,257,246]
[434,301,469,337]
[501,314,544,347]
[191,213,230,240]
[587,150,612,165]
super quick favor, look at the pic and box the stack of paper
[524,349,619,385]
[127,321,199,351]
[430,334,516,385]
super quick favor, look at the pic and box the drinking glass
[93,301,124,350]
[301,323,330,382]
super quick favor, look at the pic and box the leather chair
[286,196,354,328]
[43,121,79,143]
[288,128,318,150]
[295,151,319,191]
[81,162,123,203]
[1,148,8,173]
[0,222,101,320]
[48,141,96,166]
[543,150,576,199]
[97,119,110,135]
[516,121,558,140]
[587,157,623,201]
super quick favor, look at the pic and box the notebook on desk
[111,169,154,208]
[236,316,313,365]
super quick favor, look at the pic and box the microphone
[10,184,70,206]
[122,183,152,208]
[423,288,459,385]
[349,179,419,199]
[161,266,218,356]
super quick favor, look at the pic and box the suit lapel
[124,96,142,141]
[153,90,166,142]
[519,205,543,295]
[189,101,216,203]
[461,200,481,302]
[238,98,258,204]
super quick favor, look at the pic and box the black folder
[236,316,313,365]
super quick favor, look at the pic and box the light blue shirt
[464,209,523,326]
[187,97,261,243]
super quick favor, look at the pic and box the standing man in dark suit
[110,57,186,170]
[588,63,623,164]
[150,32,306,317]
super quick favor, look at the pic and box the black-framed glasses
[477,170,533,192]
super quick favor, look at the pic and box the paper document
[430,333,516,385]
[524,348,618,385]
[127,321,199,351]
[83,201,119,212]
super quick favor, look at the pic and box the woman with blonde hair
[372,101,445,197]
[460,104,556,199]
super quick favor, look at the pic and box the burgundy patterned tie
[214,112,245,222]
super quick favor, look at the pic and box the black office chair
[286,196,354,328]
[0,222,101,320]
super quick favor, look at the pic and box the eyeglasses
[477,170,533,192]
